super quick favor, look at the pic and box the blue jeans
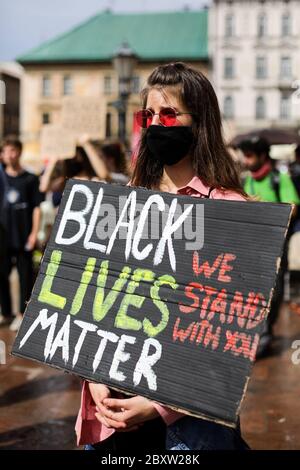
[166,416,250,451]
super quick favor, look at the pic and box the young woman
[76,62,249,451]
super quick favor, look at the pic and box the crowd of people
[0,134,131,331]
[0,62,300,450]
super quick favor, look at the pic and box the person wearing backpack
[238,136,300,357]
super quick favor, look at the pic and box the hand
[48,153,60,163]
[96,396,159,432]
[89,382,111,407]
[25,232,37,251]
[77,133,90,147]
[88,383,120,429]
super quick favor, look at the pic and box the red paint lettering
[244,292,267,329]
[172,317,195,342]
[193,252,224,278]
[228,291,244,326]
[200,286,218,319]
[179,282,203,313]
[207,288,227,324]
[218,253,236,283]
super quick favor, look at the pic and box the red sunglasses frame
[135,107,194,128]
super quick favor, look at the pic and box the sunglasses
[135,107,194,129]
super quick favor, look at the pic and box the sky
[0,0,210,61]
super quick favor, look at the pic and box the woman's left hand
[96,396,159,432]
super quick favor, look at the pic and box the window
[225,14,234,38]
[42,75,51,97]
[224,57,235,79]
[223,96,234,119]
[256,96,266,119]
[63,75,73,95]
[280,93,291,120]
[131,76,140,94]
[257,13,267,38]
[256,57,267,79]
[104,76,112,95]
[280,56,292,79]
[282,13,291,37]
[105,112,112,138]
[42,112,51,124]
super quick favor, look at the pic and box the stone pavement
[0,305,299,450]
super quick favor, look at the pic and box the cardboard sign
[12,180,291,426]
[61,96,103,138]
[40,125,77,159]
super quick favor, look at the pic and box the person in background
[79,136,131,185]
[289,144,300,195]
[0,160,9,325]
[40,137,131,206]
[238,136,300,357]
[289,145,300,233]
[0,136,44,331]
[99,141,131,184]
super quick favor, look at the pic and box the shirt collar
[177,175,211,197]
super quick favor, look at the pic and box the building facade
[209,0,300,140]
[17,10,209,164]
[0,63,22,141]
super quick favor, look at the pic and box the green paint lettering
[38,250,66,309]
[70,257,96,315]
[144,274,178,337]
[93,261,131,322]
[115,269,155,331]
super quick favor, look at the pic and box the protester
[289,145,300,233]
[0,136,44,331]
[238,136,300,356]
[40,142,107,196]
[76,62,250,451]
[239,137,299,204]
[39,136,129,206]
[0,162,9,325]
[100,141,131,184]
[289,144,300,196]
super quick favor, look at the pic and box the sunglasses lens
[135,110,152,128]
[160,108,177,126]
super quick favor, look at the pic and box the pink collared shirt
[75,176,246,445]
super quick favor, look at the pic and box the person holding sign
[76,62,249,451]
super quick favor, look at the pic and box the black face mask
[146,125,194,166]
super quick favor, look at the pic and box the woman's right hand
[88,383,126,430]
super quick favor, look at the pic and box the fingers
[91,392,135,430]
[89,383,111,407]
[96,403,128,423]
[95,412,126,429]
[103,398,129,409]
[94,413,113,428]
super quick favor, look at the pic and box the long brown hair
[131,62,246,196]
